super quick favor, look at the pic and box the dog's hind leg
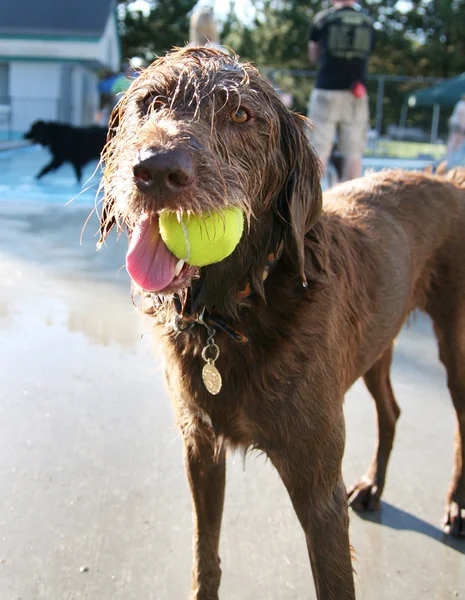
[347,344,400,511]
[36,158,63,179]
[183,428,226,600]
[428,307,465,536]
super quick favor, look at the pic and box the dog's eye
[139,96,164,113]
[148,98,163,109]
[230,108,249,124]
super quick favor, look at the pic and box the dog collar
[173,236,284,341]
[172,236,284,395]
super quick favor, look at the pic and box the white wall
[99,13,121,72]
[85,71,99,125]
[71,66,83,126]
[10,61,100,133]
[71,66,99,126]
[10,62,60,132]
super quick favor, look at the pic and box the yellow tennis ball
[159,207,244,267]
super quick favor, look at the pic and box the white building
[0,0,121,136]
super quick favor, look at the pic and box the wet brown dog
[99,47,465,599]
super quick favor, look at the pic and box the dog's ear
[98,107,120,247]
[275,110,322,284]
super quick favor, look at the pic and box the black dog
[24,120,107,183]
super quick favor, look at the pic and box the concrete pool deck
[0,184,463,598]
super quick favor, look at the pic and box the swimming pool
[362,156,437,172]
[0,145,437,205]
[0,144,101,205]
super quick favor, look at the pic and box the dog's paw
[347,478,381,511]
[190,589,220,600]
[442,501,465,537]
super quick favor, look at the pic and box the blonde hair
[189,7,220,45]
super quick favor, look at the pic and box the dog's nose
[133,148,195,198]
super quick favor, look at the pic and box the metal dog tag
[202,360,222,395]
[201,342,222,395]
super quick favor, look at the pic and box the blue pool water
[0,145,102,205]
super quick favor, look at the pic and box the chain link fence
[1,73,452,160]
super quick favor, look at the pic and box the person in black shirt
[307,0,374,182]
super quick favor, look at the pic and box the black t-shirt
[309,6,375,90]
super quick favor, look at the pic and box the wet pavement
[0,194,464,599]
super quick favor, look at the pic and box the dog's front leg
[72,163,83,183]
[183,429,226,600]
[36,157,63,179]
[269,415,355,600]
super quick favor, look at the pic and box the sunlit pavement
[0,172,463,598]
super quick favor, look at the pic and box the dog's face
[24,120,50,146]
[101,47,321,307]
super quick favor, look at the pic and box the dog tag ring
[201,343,222,395]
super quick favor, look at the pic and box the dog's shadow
[351,501,465,555]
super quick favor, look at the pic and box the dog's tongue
[126,213,178,292]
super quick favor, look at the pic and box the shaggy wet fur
[100,47,465,599]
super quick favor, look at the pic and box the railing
[0,96,12,140]
[1,76,451,160]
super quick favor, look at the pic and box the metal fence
[0,73,451,157]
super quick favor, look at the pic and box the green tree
[221,1,325,113]
[222,0,324,69]
[402,0,465,78]
[118,0,197,64]
[362,0,465,134]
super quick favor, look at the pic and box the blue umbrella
[98,74,120,94]
[111,72,140,95]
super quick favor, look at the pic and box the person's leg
[447,130,461,156]
[342,155,362,181]
[339,92,369,182]
[447,133,465,167]
[307,89,337,174]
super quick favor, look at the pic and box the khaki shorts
[308,89,369,160]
